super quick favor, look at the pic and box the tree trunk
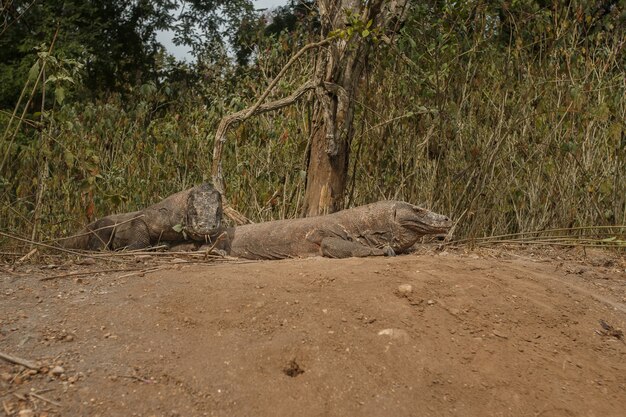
[302,0,407,216]
[210,1,407,220]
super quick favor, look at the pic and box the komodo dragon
[205,201,451,259]
[60,183,223,250]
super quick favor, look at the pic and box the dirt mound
[1,249,625,416]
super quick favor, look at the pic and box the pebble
[397,284,413,294]
[493,330,509,339]
[427,299,435,305]
[378,328,410,342]
[50,365,65,376]
[18,410,34,417]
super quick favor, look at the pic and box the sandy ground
[1,247,625,417]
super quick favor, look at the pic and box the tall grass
[353,7,625,237]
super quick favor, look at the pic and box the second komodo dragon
[206,200,452,259]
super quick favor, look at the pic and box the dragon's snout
[405,206,453,233]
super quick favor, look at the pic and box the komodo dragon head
[391,202,452,249]
[184,182,224,239]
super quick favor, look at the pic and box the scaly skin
[208,201,451,260]
[60,183,223,250]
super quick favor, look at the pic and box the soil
[1,247,625,417]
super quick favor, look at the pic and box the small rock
[427,299,435,305]
[50,365,65,376]
[76,258,96,266]
[378,328,410,342]
[64,334,74,342]
[397,284,413,294]
[493,330,509,339]
[19,409,34,417]
[438,251,449,257]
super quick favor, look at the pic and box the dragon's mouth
[398,209,453,234]
[401,220,452,234]
[187,214,222,238]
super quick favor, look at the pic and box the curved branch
[210,40,336,223]
[211,38,333,198]
[245,38,332,119]
[211,80,317,198]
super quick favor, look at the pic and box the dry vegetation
[0,2,624,252]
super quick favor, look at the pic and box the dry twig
[117,266,162,279]
[0,231,124,263]
[40,267,148,282]
[0,351,39,370]
[28,392,61,407]
[16,248,37,264]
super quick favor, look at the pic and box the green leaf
[64,150,74,166]
[362,29,370,37]
[55,87,65,105]
[28,61,40,81]
[172,224,184,233]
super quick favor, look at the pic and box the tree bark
[302,0,407,216]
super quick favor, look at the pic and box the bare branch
[245,38,332,119]
[211,79,317,201]
[0,351,39,370]
[210,38,334,222]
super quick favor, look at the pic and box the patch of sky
[157,0,288,62]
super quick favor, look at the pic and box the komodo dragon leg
[320,237,396,259]
[82,218,114,250]
[110,218,151,250]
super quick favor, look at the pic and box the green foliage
[1,0,175,103]
[0,0,255,104]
